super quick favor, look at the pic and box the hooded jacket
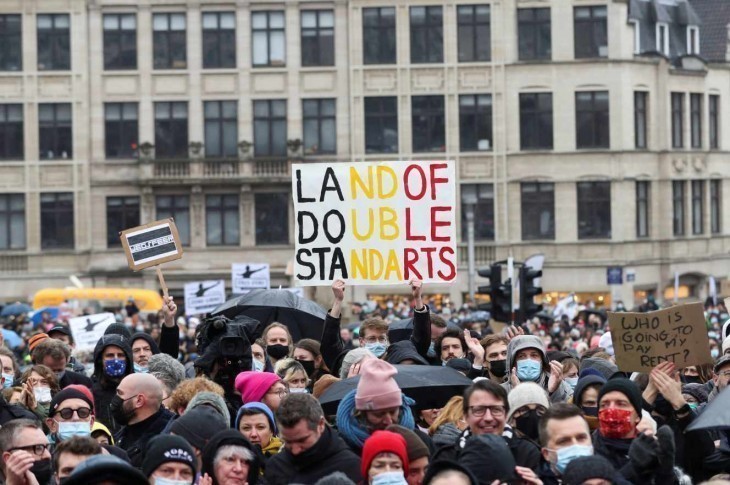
[91,335,134,433]
[433,426,541,471]
[202,430,261,485]
[130,332,160,357]
[501,335,572,403]
[460,434,518,485]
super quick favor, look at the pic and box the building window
[411,6,443,63]
[156,195,190,246]
[521,182,555,240]
[576,91,609,149]
[154,102,188,159]
[39,104,72,160]
[577,181,611,239]
[0,15,22,71]
[253,100,287,156]
[252,11,285,67]
[710,180,721,234]
[0,194,25,249]
[709,95,720,150]
[202,12,236,69]
[153,13,187,69]
[457,5,489,62]
[105,103,138,159]
[630,19,640,54]
[412,96,445,152]
[255,193,289,245]
[103,14,137,70]
[303,99,336,155]
[301,10,334,66]
[671,92,685,148]
[691,180,704,235]
[0,105,23,160]
[363,8,396,65]
[40,192,74,249]
[687,26,699,55]
[365,97,398,154]
[656,23,669,55]
[204,101,238,158]
[636,181,650,238]
[461,184,494,241]
[520,93,553,150]
[574,6,607,59]
[459,95,492,151]
[106,196,140,247]
[673,180,685,236]
[206,194,239,246]
[634,91,647,149]
[518,8,550,60]
[37,14,70,71]
[690,93,702,149]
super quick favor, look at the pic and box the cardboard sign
[608,302,713,372]
[184,280,226,316]
[68,313,116,352]
[120,219,183,271]
[292,161,457,286]
[232,263,270,293]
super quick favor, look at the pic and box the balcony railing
[142,157,292,182]
[458,243,496,266]
[0,255,28,273]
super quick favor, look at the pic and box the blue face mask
[555,444,593,474]
[516,359,542,382]
[712,348,720,358]
[688,402,699,410]
[427,341,437,358]
[133,363,148,374]
[565,377,579,390]
[371,471,408,485]
[104,359,127,377]
[365,342,388,358]
[252,359,265,372]
[57,421,91,441]
[2,373,13,389]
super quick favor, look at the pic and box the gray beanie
[339,348,376,379]
[148,353,186,387]
[579,357,619,381]
[186,391,231,427]
[506,382,550,422]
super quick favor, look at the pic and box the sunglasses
[54,407,92,420]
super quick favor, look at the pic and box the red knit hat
[355,359,402,411]
[234,371,281,404]
[361,430,410,480]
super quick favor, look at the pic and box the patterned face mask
[598,408,634,439]
[104,359,127,377]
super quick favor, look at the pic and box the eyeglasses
[468,405,506,418]
[268,388,289,398]
[55,407,92,420]
[363,337,388,344]
[9,444,50,456]
[718,370,730,378]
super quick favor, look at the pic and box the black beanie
[170,406,223,450]
[141,434,197,478]
[104,323,132,341]
[562,455,618,485]
[597,378,642,415]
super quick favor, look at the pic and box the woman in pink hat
[234,371,289,412]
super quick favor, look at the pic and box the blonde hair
[275,358,310,386]
[429,395,465,436]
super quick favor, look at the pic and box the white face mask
[34,386,52,404]
[289,387,308,394]
[152,476,193,485]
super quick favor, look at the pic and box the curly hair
[168,376,224,413]
[20,364,60,394]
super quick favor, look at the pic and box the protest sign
[292,161,457,286]
[232,263,270,293]
[184,280,226,316]
[608,302,712,372]
[68,313,115,352]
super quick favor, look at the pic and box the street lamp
[461,184,478,303]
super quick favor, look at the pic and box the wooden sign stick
[156,266,169,299]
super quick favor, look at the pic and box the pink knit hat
[234,371,281,404]
[355,359,402,411]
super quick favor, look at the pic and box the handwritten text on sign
[292,161,457,286]
[608,302,713,372]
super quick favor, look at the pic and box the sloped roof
[690,0,730,61]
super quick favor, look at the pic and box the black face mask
[109,394,135,426]
[515,409,541,441]
[682,375,702,385]
[489,359,507,378]
[299,359,316,378]
[582,406,598,417]
[266,344,289,360]
[30,458,52,485]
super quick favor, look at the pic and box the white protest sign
[292,161,457,286]
[232,263,270,293]
[184,280,226,316]
[68,313,116,351]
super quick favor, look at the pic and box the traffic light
[477,264,512,323]
[519,265,543,323]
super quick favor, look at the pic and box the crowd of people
[0,280,729,485]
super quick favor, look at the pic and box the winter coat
[58,370,93,389]
[264,425,362,485]
[91,335,134,433]
[500,335,572,403]
[433,426,541,471]
[431,423,463,450]
[202,429,261,485]
[0,394,38,426]
[115,406,176,469]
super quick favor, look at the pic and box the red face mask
[598,408,634,439]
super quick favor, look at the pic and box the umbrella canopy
[30,307,60,325]
[210,289,326,342]
[1,303,32,317]
[687,386,730,431]
[1,329,22,349]
[318,364,474,414]
[388,319,413,343]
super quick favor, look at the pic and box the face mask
[110,394,136,426]
[266,344,289,360]
[681,375,701,385]
[30,458,53,485]
[554,444,593,474]
[55,370,66,381]
[252,359,265,372]
[515,409,541,441]
[2,373,13,389]
[298,360,316,378]
[565,377,579,390]
[289,387,308,394]
[489,359,507,378]
[688,402,699,410]
[712,349,720,359]
[582,406,598,417]
[598,408,634,439]
[516,359,542,382]
[57,421,91,441]
[365,342,387,358]
[104,358,127,377]
[34,386,52,404]
[427,342,437,358]
[371,471,408,485]
[153,477,192,485]
[133,363,149,374]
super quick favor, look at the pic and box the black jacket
[591,430,674,484]
[158,325,181,359]
[115,406,176,469]
[0,394,38,426]
[202,429,261,485]
[91,335,134,433]
[433,427,541,471]
[59,370,93,389]
[264,426,361,485]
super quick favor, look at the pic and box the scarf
[336,389,415,451]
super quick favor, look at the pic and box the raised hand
[330,279,345,318]
[547,360,564,394]
[505,325,524,342]
[410,279,424,309]
[463,329,485,366]
[161,296,177,328]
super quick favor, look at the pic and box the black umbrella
[388,319,413,343]
[210,289,326,342]
[318,364,474,414]
[687,386,730,431]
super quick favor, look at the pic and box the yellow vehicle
[32,288,164,312]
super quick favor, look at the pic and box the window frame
[575,90,610,149]
[687,25,700,55]
[411,6,444,64]
[521,182,555,241]
[156,195,191,246]
[673,180,685,236]
[106,196,140,248]
[691,179,704,235]
[251,11,286,67]
[154,101,189,159]
[461,183,495,241]
[690,93,702,149]
[0,104,24,161]
[0,15,22,71]
[411,95,445,153]
[103,14,137,70]
[656,22,669,56]
[519,92,553,150]
[573,6,608,59]
[364,96,398,154]
[152,12,187,70]
[577,181,612,240]
[303,98,336,155]
[255,193,290,245]
[634,91,648,149]
[709,94,720,150]
[104,102,138,159]
[204,100,238,158]
[0,194,25,250]
[517,7,551,61]
[363,7,396,65]
[39,103,73,160]
[459,94,492,152]
[40,192,74,250]
[301,10,334,67]
[202,12,236,69]
[635,180,650,238]
[671,92,685,149]
[37,14,71,71]
[710,179,721,235]
[253,99,287,157]
[206,194,240,246]
[457,5,490,62]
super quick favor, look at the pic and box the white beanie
[722,335,730,356]
[506,382,550,422]
[598,332,614,356]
